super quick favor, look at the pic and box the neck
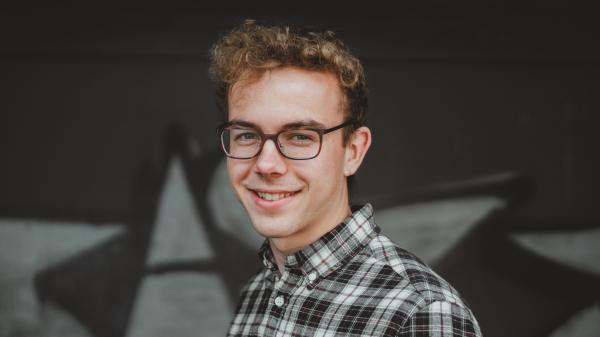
[269,203,352,273]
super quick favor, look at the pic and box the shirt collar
[259,203,378,281]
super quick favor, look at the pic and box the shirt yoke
[362,233,470,312]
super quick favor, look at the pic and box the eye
[282,130,319,145]
[237,132,258,140]
[291,134,311,141]
[231,129,260,144]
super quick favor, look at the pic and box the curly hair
[209,19,368,141]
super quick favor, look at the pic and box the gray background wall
[1,2,599,337]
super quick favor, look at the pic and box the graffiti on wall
[1,126,599,337]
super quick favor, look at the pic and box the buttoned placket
[272,271,285,308]
[266,269,287,336]
[270,265,316,337]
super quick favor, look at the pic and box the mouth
[248,188,301,204]
[255,191,296,201]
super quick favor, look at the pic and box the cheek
[321,142,347,173]
[296,149,346,187]
[226,160,250,186]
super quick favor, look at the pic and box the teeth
[256,191,294,201]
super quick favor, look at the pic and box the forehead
[228,67,344,128]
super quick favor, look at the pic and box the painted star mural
[0,219,124,337]
[1,127,598,337]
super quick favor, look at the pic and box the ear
[343,126,372,176]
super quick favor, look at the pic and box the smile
[256,191,295,201]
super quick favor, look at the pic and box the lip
[248,188,300,210]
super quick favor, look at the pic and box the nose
[255,139,287,176]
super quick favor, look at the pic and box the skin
[226,66,371,272]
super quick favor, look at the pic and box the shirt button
[308,272,317,282]
[274,296,285,307]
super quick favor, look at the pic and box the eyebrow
[227,119,258,129]
[228,118,327,130]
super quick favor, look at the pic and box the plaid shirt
[228,204,482,337]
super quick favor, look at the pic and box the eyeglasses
[216,120,353,160]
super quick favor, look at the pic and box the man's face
[226,67,352,253]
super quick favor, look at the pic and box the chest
[228,265,413,337]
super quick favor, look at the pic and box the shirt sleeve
[398,300,482,337]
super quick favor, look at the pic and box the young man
[210,20,482,337]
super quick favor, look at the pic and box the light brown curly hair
[209,19,368,141]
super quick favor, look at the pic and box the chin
[250,216,296,239]
[246,208,303,237]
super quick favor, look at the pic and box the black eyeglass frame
[216,120,355,160]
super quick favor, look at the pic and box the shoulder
[231,267,271,315]
[361,234,482,335]
[238,267,268,294]
[399,299,482,336]
[365,233,465,305]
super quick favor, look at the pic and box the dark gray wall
[2,4,598,222]
[1,3,599,337]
